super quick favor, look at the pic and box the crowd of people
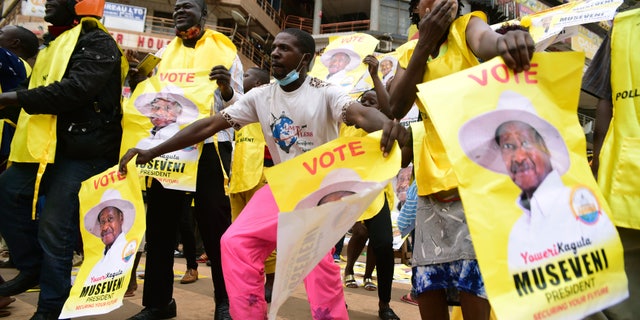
[0,0,637,319]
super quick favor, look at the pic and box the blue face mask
[275,54,307,86]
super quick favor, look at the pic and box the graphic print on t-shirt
[271,111,298,153]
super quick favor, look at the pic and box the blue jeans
[0,156,113,313]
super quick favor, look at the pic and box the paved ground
[0,256,420,319]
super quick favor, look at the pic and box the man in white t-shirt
[119,28,408,320]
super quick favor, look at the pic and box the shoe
[0,296,15,308]
[344,274,358,288]
[0,272,39,296]
[124,282,137,297]
[196,253,208,264]
[180,268,198,284]
[214,299,231,320]
[127,299,176,320]
[0,310,9,318]
[378,306,400,320]
[363,278,377,291]
[29,312,64,320]
[400,293,418,306]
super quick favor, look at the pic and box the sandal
[401,292,418,306]
[344,274,358,288]
[363,278,377,291]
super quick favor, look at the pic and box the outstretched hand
[380,119,410,157]
[496,30,534,73]
[119,148,153,175]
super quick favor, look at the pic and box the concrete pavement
[0,256,420,319]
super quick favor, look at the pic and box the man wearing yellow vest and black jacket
[582,5,640,319]
[0,0,127,318]
[125,0,241,319]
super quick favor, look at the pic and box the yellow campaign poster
[120,69,213,191]
[60,161,146,318]
[264,131,400,318]
[416,52,627,319]
[308,33,379,94]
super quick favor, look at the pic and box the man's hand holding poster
[60,161,146,318]
[120,69,213,191]
[264,131,400,319]
[416,52,627,319]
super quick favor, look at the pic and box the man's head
[173,0,207,33]
[44,0,104,25]
[358,89,379,110]
[270,29,315,86]
[458,90,570,194]
[295,168,378,210]
[327,52,351,74]
[243,67,270,92]
[495,121,553,197]
[97,206,124,248]
[0,25,39,60]
[84,189,135,250]
[135,85,199,128]
[380,59,394,77]
[148,97,183,129]
[320,46,361,76]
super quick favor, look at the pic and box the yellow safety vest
[228,123,266,194]
[597,8,640,229]
[396,12,486,194]
[9,18,128,216]
[158,29,237,189]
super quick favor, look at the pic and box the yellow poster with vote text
[120,69,213,191]
[417,52,627,319]
[60,161,146,318]
[309,33,379,94]
[264,131,400,318]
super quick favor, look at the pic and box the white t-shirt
[221,76,354,164]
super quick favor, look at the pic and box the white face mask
[275,54,307,86]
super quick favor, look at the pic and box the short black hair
[15,26,39,59]
[281,28,315,56]
[249,67,270,84]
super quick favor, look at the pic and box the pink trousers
[221,184,348,320]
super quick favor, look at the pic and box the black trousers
[143,143,232,307]
[364,198,395,304]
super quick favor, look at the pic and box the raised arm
[363,55,392,119]
[389,0,456,119]
[345,103,409,156]
[119,113,231,174]
[466,16,534,73]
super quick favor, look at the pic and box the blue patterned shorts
[412,259,487,302]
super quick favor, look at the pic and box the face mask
[275,54,307,86]
[175,24,202,40]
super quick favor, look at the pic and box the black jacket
[16,21,124,161]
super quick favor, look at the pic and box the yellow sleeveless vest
[597,8,640,229]
[9,18,128,216]
[228,123,266,193]
[340,124,395,221]
[158,29,237,188]
[396,12,486,194]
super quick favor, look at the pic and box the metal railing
[255,0,283,28]
[320,20,371,34]
[283,15,313,33]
